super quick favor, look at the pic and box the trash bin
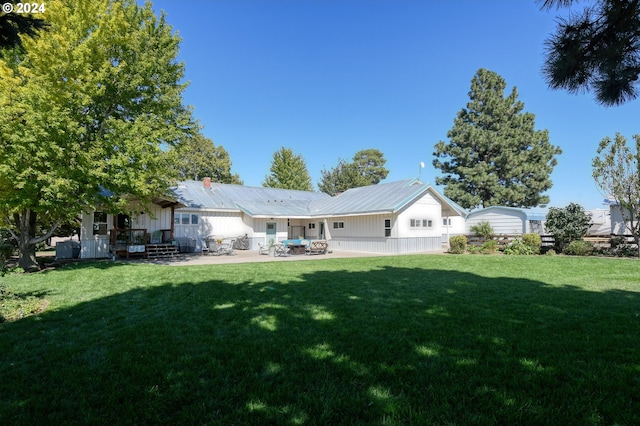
[55,240,80,260]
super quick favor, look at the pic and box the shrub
[522,233,542,255]
[545,203,590,251]
[564,240,593,256]
[470,221,495,241]
[449,235,467,254]
[480,240,498,254]
[503,239,534,255]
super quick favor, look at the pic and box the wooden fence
[465,234,636,250]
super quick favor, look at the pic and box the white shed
[465,206,547,235]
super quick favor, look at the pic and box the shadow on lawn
[1,265,639,425]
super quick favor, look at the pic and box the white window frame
[175,213,199,225]
[411,218,433,229]
[332,221,345,229]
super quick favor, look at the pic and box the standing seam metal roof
[172,179,467,218]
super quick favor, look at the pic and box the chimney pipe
[203,177,211,189]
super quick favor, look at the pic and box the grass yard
[0,255,639,425]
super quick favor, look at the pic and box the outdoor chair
[200,238,210,255]
[258,243,269,255]
[217,239,235,255]
[273,243,291,257]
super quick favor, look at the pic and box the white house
[78,178,467,258]
[465,206,547,235]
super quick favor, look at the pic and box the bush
[503,239,534,255]
[522,233,542,255]
[545,203,590,251]
[564,240,593,256]
[470,221,495,241]
[449,235,467,254]
[480,240,498,254]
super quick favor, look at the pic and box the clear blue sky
[147,0,639,210]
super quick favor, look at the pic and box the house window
[333,221,344,229]
[411,218,433,228]
[308,223,316,229]
[443,218,451,226]
[384,219,391,237]
[93,212,107,235]
[175,213,199,225]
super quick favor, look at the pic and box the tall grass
[1,255,639,425]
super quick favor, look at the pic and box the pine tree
[433,69,562,210]
[318,149,389,196]
[540,0,640,105]
[263,147,313,191]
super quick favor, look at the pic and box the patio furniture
[282,239,309,255]
[212,238,236,255]
[258,243,270,255]
[273,243,290,257]
[307,240,328,255]
[200,238,211,255]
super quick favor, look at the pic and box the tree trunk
[14,209,40,271]
[10,209,62,272]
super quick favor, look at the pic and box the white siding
[174,210,247,240]
[466,210,526,235]
[610,205,637,235]
[396,192,442,238]
[79,211,111,259]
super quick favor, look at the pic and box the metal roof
[172,179,468,218]
[309,179,450,216]
[173,181,330,213]
[467,205,548,221]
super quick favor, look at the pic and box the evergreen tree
[540,0,640,105]
[0,0,193,270]
[433,69,562,210]
[318,160,364,196]
[168,133,242,184]
[263,147,313,191]
[318,149,389,196]
[352,149,389,185]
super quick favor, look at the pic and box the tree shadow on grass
[0,265,639,425]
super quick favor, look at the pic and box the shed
[465,206,547,235]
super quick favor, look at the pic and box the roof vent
[203,177,211,189]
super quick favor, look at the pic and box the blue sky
[147,0,639,210]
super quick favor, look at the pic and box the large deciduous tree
[263,147,313,191]
[433,68,562,210]
[318,149,389,196]
[0,0,193,270]
[592,133,640,256]
[540,0,640,106]
[167,133,242,184]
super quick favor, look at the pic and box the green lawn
[1,255,639,425]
